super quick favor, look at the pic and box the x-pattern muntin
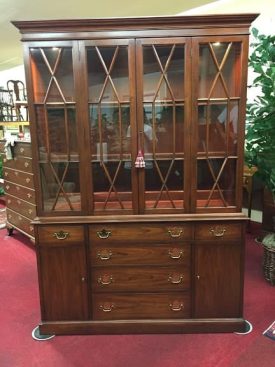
[203,42,234,207]
[39,47,74,211]
[94,46,125,209]
[149,45,180,208]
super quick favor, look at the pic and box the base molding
[39,318,246,335]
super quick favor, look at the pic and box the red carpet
[0,223,274,367]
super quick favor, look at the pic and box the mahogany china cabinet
[13,13,258,336]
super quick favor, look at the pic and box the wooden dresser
[0,141,36,240]
[13,13,258,336]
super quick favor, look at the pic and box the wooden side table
[243,165,258,226]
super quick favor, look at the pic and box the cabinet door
[28,42,82,215]
[136,38,191,214]
[194,242,243,318]
[85,39,138,215]
[38,240,88,321]
[191,36,249,212]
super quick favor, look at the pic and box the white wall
[0,65,25,90]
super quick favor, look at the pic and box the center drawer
[91,266,190,292]
[89,223,192,243]
[91,244,190,266]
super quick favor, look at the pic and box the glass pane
[90,104,131,160]
[145,160,184,209]
[92,161,132,210]
[35,106,78,160]
[199,42,241,98]
[197,158,236,208]
[198,102,238,155]
[30,48,74,103]
[143,104,184,156]
[40,162,80,211]
[143,45,185,102]
[87,46,129,103]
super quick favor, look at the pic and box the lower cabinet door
[38,244,89,321]
[194,243,243,318]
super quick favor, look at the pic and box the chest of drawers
[0,141,36,240]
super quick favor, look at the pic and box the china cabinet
[13,13,258,336]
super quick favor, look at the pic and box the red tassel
[135,150,145,168]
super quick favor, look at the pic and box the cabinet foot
[7,227,14,236]
[32,326,55,341]
[235,320,253,335]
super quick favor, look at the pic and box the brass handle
[168,274,184,284]
[53,231,70,240]
[15,171,19,176]
[81,277,86,282]
[98,275,113,285]
[4,172,8,176]
[26,178,31,184]
[30,225,34,232]
[18,215,22,221]
[20,148,25,153]
[170,301,184,312]
[28,209,33,214]
[97,250,112,260]
[196,275,200,280]
[210,227,226,237]
[27,193,32,199]
[168,228,183,238]
[7,199,11,204]
[96,229,111,239]
[168,249,183,259]
[100,303,115,312]
[8,214,12,219]
[17,199,21,205]
[6,185,10,190]
[16,186,20,191]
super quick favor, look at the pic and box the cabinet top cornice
[12,13,259,34]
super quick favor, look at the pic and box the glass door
[191,36,248,212]
[86,40,138,214]
[29,42,81,214]
[136,38,191,214]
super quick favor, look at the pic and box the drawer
[195,222,243,241]
[13,143,32,158]
[90,223,192,243]
[93,293,190,320]
[4,181,35,204]
[3,168,34,189]
[91,266,190,292]
[38,225,85,245]
[6,194,36,219]
[2,156,32,173]
[6,208,34,237]
[91,244,190,266]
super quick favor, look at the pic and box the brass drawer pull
[99,303,115,312]
[24,162,29,168]
[210,227,226,237]
[30,225,34,232]
[97,250,112,260]
[168,274,184,284]
[7,199,11,204]
[28,209,33,214]
[15,171,19,176]
[16,186,20,191]
[26,178,31,184]
[6,185,10,190]
[20,147,25,153]
[96,229,111,239]
[53,231,70,240]
[17,199,21,205]
[170,301,184,312]
[168,228,183,238]
[27,193,32,199]
[4,172,8,177]
[18,215,22,221]
[98,275,113,285]
[168,249,183,259]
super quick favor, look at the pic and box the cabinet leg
[32,326,55,341]
[235,320,253,335]
[7,227,14,236]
